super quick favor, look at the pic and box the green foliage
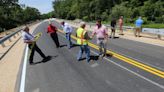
[82,16,89,21]
[40,11,55,19]
[0,1,40,31]
[143,24,164,28]
[52,0,164,27]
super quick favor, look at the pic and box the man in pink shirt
[91,19,108,57]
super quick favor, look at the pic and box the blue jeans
[97,38,107,55]
[77,45,90,62]
[65,33,72,48]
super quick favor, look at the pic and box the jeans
[66,33,72,48]
[97,38,107,55]
[77,45,90,62]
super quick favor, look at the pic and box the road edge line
[19,46,28,92]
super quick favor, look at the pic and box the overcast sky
[19,0,54,14]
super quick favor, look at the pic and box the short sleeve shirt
[92,25,108,39]
[135,19,143,27]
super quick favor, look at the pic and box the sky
[19,0,54,14]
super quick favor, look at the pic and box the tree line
[52,0,164,24]
[0,0,40,32]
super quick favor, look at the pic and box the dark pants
[50,32,60,48]
[28,44,46,63]
[111,28,115,38]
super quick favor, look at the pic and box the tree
[0,0,41,31]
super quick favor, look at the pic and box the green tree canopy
[52,0,164,23]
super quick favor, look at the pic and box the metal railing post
[13,34,16,38]
[157,29,161,39]
[8,38,12,42]
[1,42,5,47]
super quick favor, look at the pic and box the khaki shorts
[136,27,141,30]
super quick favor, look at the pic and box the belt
[98,38,105,40]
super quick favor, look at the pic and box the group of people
[22,19,109,64]
[110,16,143,38]
[22,16,143,64]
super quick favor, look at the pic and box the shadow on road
[90,55,99,61]
[59,44,67,48]
[109,36,120,39]
[71,44,80,48]
[106,53,113,58]
[32,55,58,65]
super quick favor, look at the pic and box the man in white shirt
[22,26,50,65]
[61,22,73,49]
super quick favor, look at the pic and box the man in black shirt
[110,19,116,38]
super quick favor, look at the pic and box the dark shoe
[29,62,34,65]
[77,58,82,61]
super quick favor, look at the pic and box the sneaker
[99,54,104,59]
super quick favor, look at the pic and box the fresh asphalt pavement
[24,21,164,92]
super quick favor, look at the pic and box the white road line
[90,50,164,90]
[19,46,28,92]
[19,20,48,92]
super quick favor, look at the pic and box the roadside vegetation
[0,0,41,33]
[51,0,164,28]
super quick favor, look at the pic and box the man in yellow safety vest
[76,22,91,62]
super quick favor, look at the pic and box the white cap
[80,22,86,26]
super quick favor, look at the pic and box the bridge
[0,19,164,92]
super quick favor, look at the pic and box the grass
[142,24,164,28]
[105,22,164,28]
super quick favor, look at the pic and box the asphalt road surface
[22,21,164,92]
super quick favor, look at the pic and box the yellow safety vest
[76,27,88,45]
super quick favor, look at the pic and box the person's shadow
[71,44,80,48]
[32,55,58,65]
[109,36,120,39]
[59,45,67,48]
[59,44,80,48]
[106,53,113,58]
[78,55,99,62]
[90,55,99,61]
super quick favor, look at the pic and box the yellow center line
[58,29,164,78]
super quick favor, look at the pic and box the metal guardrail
[57,19,163,40]
[0,29,22,47]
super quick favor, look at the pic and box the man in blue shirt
[61,22,73,49]
[22,26,50,65]
[135,17,143,37]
